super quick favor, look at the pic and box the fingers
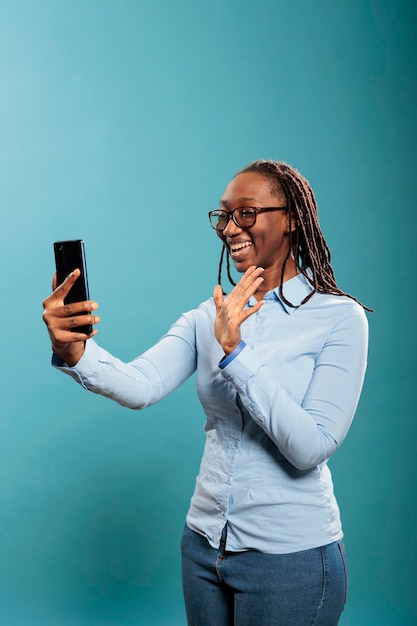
[43,299,99,326]
[65,312,101,332]
[45,269,81,310]
[42,298,99,329]
[59,299,99,319]
[238,298,264,323]
[43,270,98,317]
[42,269,100,351]
[213,266,265,354]
[213,284,224,312]
[230,266,264,304]
[43,307,100,338]
[214,266,264,322]
[53,268,81,298]
[44,269,99,365]
[219,266,264,319]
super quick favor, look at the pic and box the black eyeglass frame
[208,206,287,231]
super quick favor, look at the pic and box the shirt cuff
[51,339,99,388]
[218,340,246,369]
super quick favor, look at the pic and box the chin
[232,259,252,273]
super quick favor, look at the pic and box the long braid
[217,245,225,288]
[226,249,237,288]
[217,160,372,312]
[218,245,236,295]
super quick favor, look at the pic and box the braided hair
[218,159,372,312]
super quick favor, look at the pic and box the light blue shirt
[54,272,368,554]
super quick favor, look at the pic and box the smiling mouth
[230,241,253,254]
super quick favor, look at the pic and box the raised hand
[213,266,264,356]
[42,269,100,366]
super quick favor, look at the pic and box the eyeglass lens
[211,208,256,230]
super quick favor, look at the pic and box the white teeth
[231,241,252,252]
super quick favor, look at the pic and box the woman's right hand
[213,266,264,356]
[42,268,100,366]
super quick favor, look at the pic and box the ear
[285,211,297,234]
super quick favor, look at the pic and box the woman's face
[217,171,295,280]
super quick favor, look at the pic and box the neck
[254,257,298,300]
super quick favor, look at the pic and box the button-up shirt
[54,272,368,554]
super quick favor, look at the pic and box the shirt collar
[249,271,315,314]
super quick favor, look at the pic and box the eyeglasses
[208,206,287,231]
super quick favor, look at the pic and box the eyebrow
[220,197,257,208]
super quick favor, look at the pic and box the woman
[43,160,369,625]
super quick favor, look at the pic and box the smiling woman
[42,159,370,626]
[213,160,372,311]
[215,169,297,298]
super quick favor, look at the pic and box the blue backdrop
[1,1,416,624]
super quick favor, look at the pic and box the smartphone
[53,239,93,334]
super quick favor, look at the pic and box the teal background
[1,0,415,624]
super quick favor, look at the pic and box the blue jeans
[181,524,348,626]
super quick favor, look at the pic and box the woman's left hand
[213,266,265,356]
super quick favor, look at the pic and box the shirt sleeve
[218,341,246,369]
[219,305,369,470]
[52,312,198,409]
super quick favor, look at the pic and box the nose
[222,214,242,237]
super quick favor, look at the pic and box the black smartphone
[53,239,93,334]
